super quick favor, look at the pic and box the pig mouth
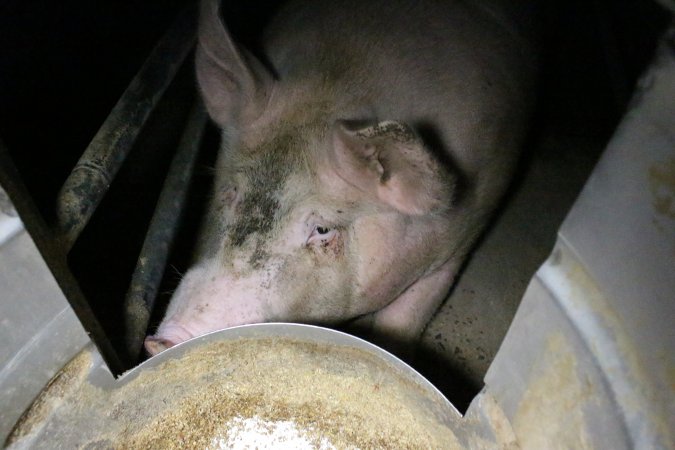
[144,322,195,356]
[144,336,177,356]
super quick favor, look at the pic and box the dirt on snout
[8,336,461,449]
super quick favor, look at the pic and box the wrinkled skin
[145,0,535,355]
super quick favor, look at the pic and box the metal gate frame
[0,4,205,373]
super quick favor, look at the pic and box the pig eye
[307,225,339,247]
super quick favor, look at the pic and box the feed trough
[7,324,466,449]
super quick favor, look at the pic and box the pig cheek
[350,217,414,307]
[273,247,356,321]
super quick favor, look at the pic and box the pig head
[144,0,535,355]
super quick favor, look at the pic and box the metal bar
[0,139,125,374]
[56,5,197,250]
[124,103,207,363]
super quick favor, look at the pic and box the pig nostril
[144,336,178,356]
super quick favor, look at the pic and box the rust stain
[6,349,92,446]
[648,157,675,220]
[560,246,674,446]
[513,333,592,450]
[477,393,520,450]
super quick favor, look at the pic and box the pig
[144,0,536,355]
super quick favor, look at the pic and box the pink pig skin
[144,0,536,356]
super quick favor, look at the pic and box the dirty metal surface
[0,140,122,373]
[556,27,675,447]
[0,180,90,442]
[484,26,675,449]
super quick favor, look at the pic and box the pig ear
[196,0,274,127]
[331,120,456,215]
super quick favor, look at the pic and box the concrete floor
[417,131,605,409]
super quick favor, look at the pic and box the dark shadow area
[0,0,190,223]
[414,122,471,206]
[220,0,286,54]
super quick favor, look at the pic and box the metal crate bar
[124,102,207,363]
[0,139,125,374]
[56,5,196,250]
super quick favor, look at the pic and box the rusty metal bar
[56,5,196,250]
[124,102,207,363]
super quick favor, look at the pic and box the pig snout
[144,322,194,356]
[144,336,177,356]
[145,263,273,355]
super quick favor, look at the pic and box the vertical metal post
[124,103,207,362]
